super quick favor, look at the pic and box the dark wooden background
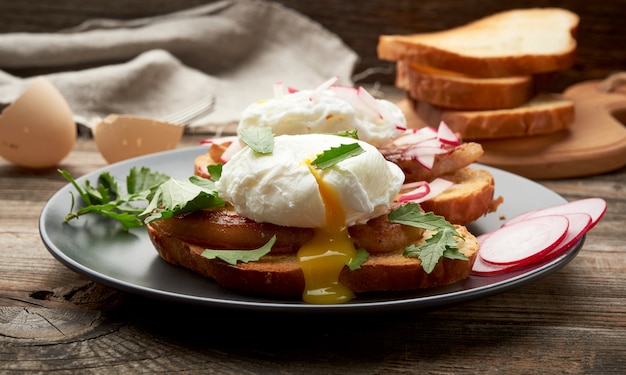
[0,0,624,92]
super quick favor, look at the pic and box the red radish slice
[357,86,387,120]
[472,252,518,276]
[331,85,380,120]
[392,127,437,146]
[397,178,453,203]
[417,154,435,170]
[219,140,243,163]
[414,178,453,203]
[479,215,569,266]
[309,75,338,102]
[472,213,591,276]
[397,181,430,202]
[273,81,285,99]
[504,198,607,229]
[541,212,592,260]
[437,121,461,146]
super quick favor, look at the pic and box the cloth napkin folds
[0,0,358,134]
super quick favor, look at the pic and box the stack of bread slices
[377,8,580,140]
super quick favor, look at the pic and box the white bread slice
[147,223,479,297]
[396,61,534,110]
[379,8,579,78]
[406,94,575,140]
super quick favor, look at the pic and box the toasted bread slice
[378,8,579,77]
[408,94,575,140]
[396,61,534,110]
[419,167,502,225]
[147,223,479,297]
[381,142,484,183]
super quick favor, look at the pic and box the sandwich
[148,133,481,304]
[146,78,501,304]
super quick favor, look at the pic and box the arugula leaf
[388,203,467,274]
[311,142,365,169]
[388,204,459,234]
[240,127,274,154]
[206,164,222,181]
[332,129,359,139]
[201,236,276,265]
[127,166,170,195]
[60,167,225,230]
[348,247,369,271]
[142,176,225,223]
[403,228,468,274]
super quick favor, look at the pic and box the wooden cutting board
[476,79,626,179]
[399,79,626,179]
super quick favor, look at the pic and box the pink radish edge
[478,215,570,267]
[503,198,606,229]
[471,199,605,276]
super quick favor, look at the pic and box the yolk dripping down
[297,164,356,304]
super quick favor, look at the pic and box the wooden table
[1,0,626,372]
[1,132,625,374]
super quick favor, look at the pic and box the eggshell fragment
[0,77,76,168]
[93,114,184,164]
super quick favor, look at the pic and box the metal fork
[161,94,216,125]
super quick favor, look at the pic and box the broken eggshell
[0,77,76,168]
[93,114,184,164]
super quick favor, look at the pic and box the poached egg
[237,83,406,147]
[215,133,405,303]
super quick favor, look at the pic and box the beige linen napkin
[0,0,358,134]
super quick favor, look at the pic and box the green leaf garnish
[127,166,170,195]
[142,176,225,223]
[332,129,359,139]
[311,142,365,169]
[60,167,225,230]
[201,235,276,265]
[388,204,459,233]
[348,247,369,271]
[206,164,222,181]
[388,203,467,274]
[240,127,274,154]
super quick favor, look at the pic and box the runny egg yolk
[297,165,356,304]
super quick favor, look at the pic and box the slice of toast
[378,8,579,77]
[407,94,575,140]
[396,61,534,110]
[147,223,479,297]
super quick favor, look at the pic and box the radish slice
[392,127,437,146]
[397,181,430,202]
[413,178,453,203]
[331,85,380,120]
[397,178,453,203]
[541,212,592,260]
[471,233,516,276]
[503,198,607,229]
[273,81,285,99]
[309,75,339,102]
[437,121,460,146]
[472,253,518,276]
[472,213,591,276]
[219,141,243,163]
[479,215,569,266]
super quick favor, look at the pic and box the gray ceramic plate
[39,145,583,313]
